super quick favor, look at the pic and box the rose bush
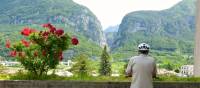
[6,23,78,76]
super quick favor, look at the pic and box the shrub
[70,54,92,79]
[6,23,78,77]
[99,46,112,76]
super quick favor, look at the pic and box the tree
[7,23,78,77]
[174,69,180,73]
[70,54,91,78]
[99,46,111,76]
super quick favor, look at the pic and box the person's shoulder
[130,56,140,61]
[129,56,139,61]
[132,56,140,59]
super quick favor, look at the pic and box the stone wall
[0,81,200,88]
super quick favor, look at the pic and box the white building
[180,65,194,77]
[157,68,177,75]
[60,60,74,67]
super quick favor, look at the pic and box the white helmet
[138,43,150,51]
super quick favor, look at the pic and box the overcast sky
[73,0,182,30]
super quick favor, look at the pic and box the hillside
[0,0,106,46]
[110,0,196,69]
[104,25,119,47]
[112,0,195,54]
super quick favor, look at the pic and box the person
[125,43,157,88]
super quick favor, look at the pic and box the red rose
[21,39,30,47]
[42,23,52,28]
[42,23,56,33]
[9,51,17,57]
[21,27,32,36]
[49,26,56,33]
[59,56,63,61]
[71,37,79,45]
[30,28,37,33]
[5,39,11,48]
[55,29,64,36]
[42,31,50,39]
[34,51,38,56]
[58,51,63,61]
[42,50,46,56]
[18,52,25,57]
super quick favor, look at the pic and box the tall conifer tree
[99,46,111,76]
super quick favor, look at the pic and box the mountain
[0,0,106,46]
[112,0,196,58]
[104,25,119,47]
[104,25,119,33]
[0,0,106,59]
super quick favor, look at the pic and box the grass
[154,75,200,82]
[0,67,200,82]
[0,70,131,81]
[10,74,131,81]
[1,72,200,82]
[0,74,10,80]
